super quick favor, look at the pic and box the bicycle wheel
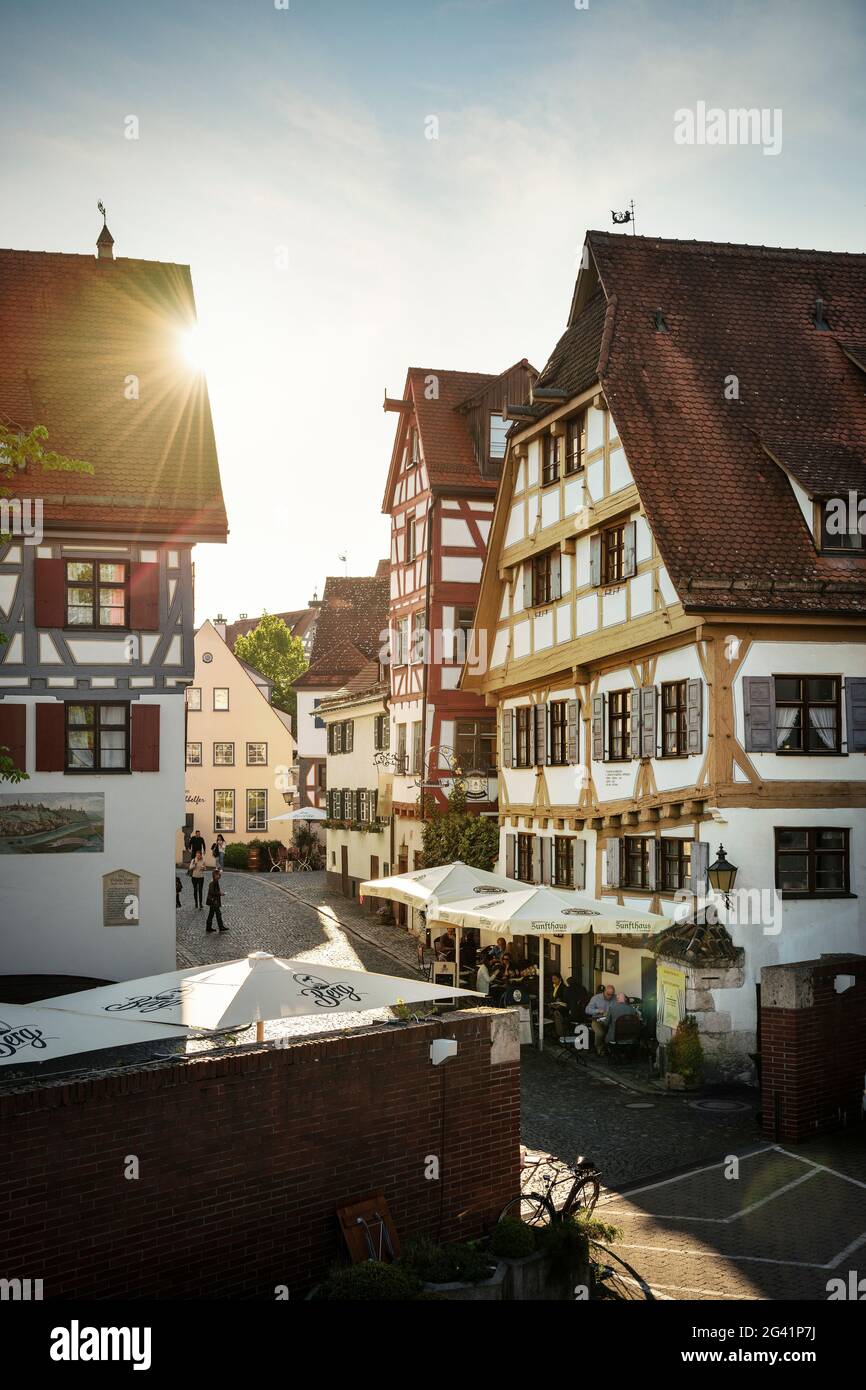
[499,1193,556,1227]
[569,1168,601,1217]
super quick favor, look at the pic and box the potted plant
[665,1014,704,1090]
[310,1261,425,1301]
[489,1217,547,1300]
[402,1235,506,1301]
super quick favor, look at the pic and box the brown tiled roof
[293,574,389,688]
[0,248,227,540]
[225,609,317,649]
[540,232,866,615]
[534,290,609,403]
[408,367,498,489]
[319,673,388,713]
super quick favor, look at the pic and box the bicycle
[499,1149,601,1226]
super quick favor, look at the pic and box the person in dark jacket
[188,827,206,859]
[548,972,570,1037]
[175,874,182,909]
[205,869,228,933]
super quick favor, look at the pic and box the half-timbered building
[0,231,227,982]
[466,233,866,1079]
[381,361,536,899]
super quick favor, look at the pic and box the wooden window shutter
[534,703,548,766]
[327,724,334,754]
[346,720,354,753]
[34,558,65,628]
[35,702,65,771]
[647,838,659,891]
[550,550,562,601]
[846,677,866,752]
[327,789,334,817]
[502,707,513,768]
[686,679,703,754]
[383,716,390,749]
[0,703,26,773]
[567,700,579,764]
[131,704,160,771]
[640,686,657,759]
[688,841,709,896]
[572,837,586,891]
[603,837,621,889]
[371,789,378,821]
[589,534,602,587]
[540,837,551,885]
[505,833,516,878]
[742,677,776,752]
[534,835,544,884]
[591,694,604,762]
[522,562,533,609]
[629,689,642,758]
[623,520,637,578]
[129,562,160,631]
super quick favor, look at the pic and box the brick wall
[0,1010,520,1299]
[760,954,866,1142]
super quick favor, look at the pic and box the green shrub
[402,1235,494,1285]
[222,842,249,870]
[317,1261,423,1301]
[536,1218,590,1277]
[667,1013,704,1083]
[490,1217,537,1260]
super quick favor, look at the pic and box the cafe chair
[607,1014,643,1065]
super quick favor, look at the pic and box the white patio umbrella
[269,807,327,822]
[434,887,669,1049]
[0,1001,202,1069]
[37,951,479,1041]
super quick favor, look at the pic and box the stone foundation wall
[659,951,753,1085]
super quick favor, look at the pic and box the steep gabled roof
[0,248,227,540]
[293,573,389,689]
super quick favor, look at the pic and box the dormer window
[489,414,508,460]
[820,497,863,552]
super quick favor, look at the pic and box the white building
[320,675,391,903]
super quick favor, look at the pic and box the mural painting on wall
[0,794,105,854]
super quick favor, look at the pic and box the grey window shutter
[534,835,544,884]
[572,838,586,891]
[640,686,657,759]
[589,533,602,587]
[591,694,604,762]
[346,720,354,753]
[686,679,703,754]
[540,838,551,885]
[743,677,776,752]
[623,520,637,578]
[534,703,548,765]
[647,838,658,891]
[327,789,333,817]
[689,840,709,895]
[523,561,533,609]
[505,833,516,878]
[527,706,536,766]
[550,550,562,600]
[383,717,390,749]
[629,688,642,758]
[371,789,378,821]
[604,837,621,889]
[846,677,866,752]
[567,700,580,764]
[502,708,513,768]
[373,719,380,752]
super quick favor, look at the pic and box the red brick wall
[761,956,866,1142]
[0,1011,520,1299]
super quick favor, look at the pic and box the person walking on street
[205,868,228,933]
[211,834,226,870]
[188,826,206,860]
[175,874,182,909]
[189,851,206,909]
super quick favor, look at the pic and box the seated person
[566,976,590,1023]
[606,991,639,1045]
[474,948,501,997]
[548,971,571,1037]
[434,927,456,961]
[585,984,616,1056]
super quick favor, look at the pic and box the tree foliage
[420,777,499,871]
[232,612,308,718]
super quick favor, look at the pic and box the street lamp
[707,844,738,907]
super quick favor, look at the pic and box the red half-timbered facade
[382,361,536,876]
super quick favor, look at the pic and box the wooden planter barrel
[248,847,260,872]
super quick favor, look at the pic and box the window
[602,524,625,584]
[394,618,409,666]
[532,551,554,606]
[374,714,390,750]
[186,742,202,766]
[775,676,840,754]
[214,789,235,832]
[542,433,561,486]
[549,701,568,766]
[396,723,407,774]
[412,720,423,776]
[660,839,691,892]
[515,706,532,768]
[608,690,631,761]
[317,762,327,791]
[313,698,324,730]
[455,719,497,774]
[358,789,369,822]
[407,428,420,467]
[661,681,688,756]
[489,414,509,460]
[517,833,534,883]
[454,607,474,662]
[623,836,651,890]
[553,836,573,888]
[65,560,127,629]
[405,512,417,562]
[213,688,229,711]
[246,742,267,765]
[775,828,850,896]
[65,703,129,772]
[331,788,343,819]
[247,789,268,832]
[186,687,201,711]
[565,413,585,475]
[821,499,863,552]
[213,742,234,766]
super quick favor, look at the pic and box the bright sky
[2,0,864,625]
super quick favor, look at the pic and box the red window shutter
[129,562,160,630]
[131,704,160,771]
[34,558,66,628]
[0,703,26,772]
[35,703,66,771]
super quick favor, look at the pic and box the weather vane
[611,200,636,234]
[98,200,107,226]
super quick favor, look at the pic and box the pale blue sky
[2,0,864,622]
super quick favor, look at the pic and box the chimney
[96,202,114,260]
[213,613,227,641]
